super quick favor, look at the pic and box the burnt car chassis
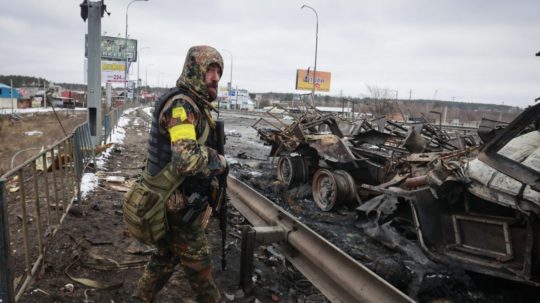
[252,105,471,211]
[253,106,397,211]
[360,102,540,286]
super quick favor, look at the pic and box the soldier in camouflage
[133,45,227,303]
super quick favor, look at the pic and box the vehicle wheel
[333,170,358,209]
[276,156,308,187]
[312,169,357,211]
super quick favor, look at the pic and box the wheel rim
[312,169,338,211]
[312,169,357,211]
[277,156,293,184]
[277,156,308,187]
[333,170,358,208]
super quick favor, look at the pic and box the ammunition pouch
[123,163,185,245]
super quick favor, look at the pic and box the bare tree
[365,84,396,116]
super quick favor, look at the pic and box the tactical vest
[147,87,209,176]
[124,87,212,245]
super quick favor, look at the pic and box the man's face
[205,63,221,100]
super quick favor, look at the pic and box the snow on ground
[95,107,137,169]
[123,107,138,116]
[80,172,99,199]
[24,130,43,136]
[142,106,153,117]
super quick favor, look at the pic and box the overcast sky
[1,0,539,107]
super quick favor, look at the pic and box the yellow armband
[169,124,196,142]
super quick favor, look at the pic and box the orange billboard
[295,69,331,92]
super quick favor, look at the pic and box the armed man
[129,45,227,303]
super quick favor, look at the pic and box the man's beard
[207,84,218,100]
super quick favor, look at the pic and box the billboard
[85,35,138,62]
[102,60,127,83]
[84,60,129,83]
[295,69,331,92]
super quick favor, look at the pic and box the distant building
[0,83,20,109]
[217,87,255,110]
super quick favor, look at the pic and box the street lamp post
[221,49,233,110]
[145,64,154,87]
[301,4,318,106]
[124,0,148,103]
[137,46,150,103]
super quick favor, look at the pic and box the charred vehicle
[359,103,540,285]
[253,105,473,212]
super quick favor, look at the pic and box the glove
[206,148,227,176]
[217,154,229,176]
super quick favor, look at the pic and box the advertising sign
[84,60,129,84]
[295,69,331,92]
[85,35,138,62]
[102,60,127,83]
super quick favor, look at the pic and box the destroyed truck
[359,103,540,285]
[253,105,469,212]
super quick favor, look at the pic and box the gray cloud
[0,0,539,107]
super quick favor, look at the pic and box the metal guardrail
[228,176,415,303]
[0,103,131,302]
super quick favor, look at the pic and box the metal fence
[103,105,123,144]
[0,103,131,302]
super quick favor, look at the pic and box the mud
[12,109,540,302]
[0,109,86,175]
[19,109,322,303]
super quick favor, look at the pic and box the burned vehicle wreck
[253,105,475,212]
[359,103,540,285]
[253,107,400,211]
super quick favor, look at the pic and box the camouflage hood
[176,45,224,104]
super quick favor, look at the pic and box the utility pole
[124,0,148,104]
[83,0,104,146]
[236,85,239,110]
[301,5,318,106]
[136,47,150,104]
[221,49,233,111]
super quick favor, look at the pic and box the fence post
[0,179,14,303]
[73,132,82,204]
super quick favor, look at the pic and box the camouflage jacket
[157,94,223,178]
[161,45,225,178]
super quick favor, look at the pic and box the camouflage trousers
[134,212,220,302]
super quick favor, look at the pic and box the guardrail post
[239,226,285,294]
[0,179,14,303]
[239,225,255,294]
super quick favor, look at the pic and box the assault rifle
[215,119,228,270]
